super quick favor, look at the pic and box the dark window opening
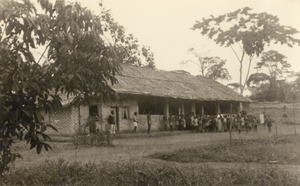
[195,102,203,115]
[184,101,192,114]
[138,96,164,115]
[203,102,216,115]
[220,102,231,114]
[169,99,180,115]
[232,103,239,114]
[89,106,98,117]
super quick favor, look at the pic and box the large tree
[181,48,231,81]
[192,7,300,94]
[256,50,291,81]
[247,50,292,101]
[0,0,152,176]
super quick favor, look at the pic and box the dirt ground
[11,123,300,176]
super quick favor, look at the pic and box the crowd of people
[162,112,273,134]
[84,110,274,146]
[86,111,274,136]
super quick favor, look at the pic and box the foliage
[2,159,299,185]
[257,50,291,79]
[248,50,293,101]
[151,135,300,164]
[192,7,300,94]
[142,46,156,69]
[100,7,155,68]
[248,78,296,101]
[181,47,231,81]
[247,73,270,86]
[294,73,300,101]
[0,0,153,176]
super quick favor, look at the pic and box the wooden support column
[201,103,204,115]
[181,102,185,115]
[164,98,169,118]
[239,102,243,112]
[216,102,221,114]
[191,101,196,115]
[230,103,233,114]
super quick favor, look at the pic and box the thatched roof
[112,65,249,102]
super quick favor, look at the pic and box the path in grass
[12,124,300,176]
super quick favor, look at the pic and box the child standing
[169,115,175,132]
[133,112,138,133]
[266,115,273,133]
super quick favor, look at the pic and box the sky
[75,0,300,86]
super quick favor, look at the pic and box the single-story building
[43,64,250,135]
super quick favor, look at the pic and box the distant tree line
[247,50,300,102]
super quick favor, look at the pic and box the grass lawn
[150,135,300,165]
[5,126,300,185]
[3,159,299,186]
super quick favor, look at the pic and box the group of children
[163,112,264,133]
[87,111,273,135]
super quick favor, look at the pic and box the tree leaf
[36,142,42,154]
[46,124,58,132]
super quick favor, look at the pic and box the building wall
[44,106,79,135]
[98,96,165,132]
[137,115,164,132]
[50,96,142,134]
[101,95,139,132]
[71,106,80,133]
[44,95,244,135]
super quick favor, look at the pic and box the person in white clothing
[133,112,138,133]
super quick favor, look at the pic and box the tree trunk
[230,46,245,95]
[240,61,243,94]
[241,55,254,95]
